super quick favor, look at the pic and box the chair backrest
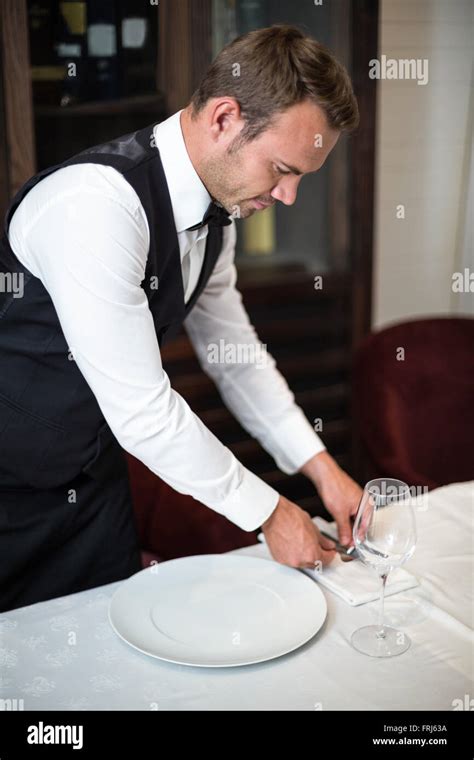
[126,453,257,559]
[353,317,474,489]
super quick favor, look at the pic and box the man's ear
[208,98,243,143]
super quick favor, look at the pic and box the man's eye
[275,165,290,175]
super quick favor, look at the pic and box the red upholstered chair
[126,454,258,568]
[353,317,474,490]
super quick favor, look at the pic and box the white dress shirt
[8,110,326,531]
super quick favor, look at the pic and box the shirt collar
[152,110,211,234]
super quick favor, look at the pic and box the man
[0,24,362,611]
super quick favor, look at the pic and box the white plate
[109,553,327,667]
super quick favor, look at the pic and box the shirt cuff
[266,408,327,475]
[217,467,280,532]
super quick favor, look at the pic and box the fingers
[264,498,338,570]
[299,546,336,570]
[335,516,353,548]
[320,546,337,565]
[319,533,336,551]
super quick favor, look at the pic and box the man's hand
[261,494,337,569]
[301,451,363,547]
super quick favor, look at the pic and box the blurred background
[0,0,472,561]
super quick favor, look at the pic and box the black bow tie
[186,201,233,232]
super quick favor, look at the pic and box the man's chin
[236,201,259,219]
[220,200,260,220]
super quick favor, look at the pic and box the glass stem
[376,573,388,639]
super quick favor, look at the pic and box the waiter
[0,24,362,611]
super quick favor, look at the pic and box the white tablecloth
[1,481,473,711]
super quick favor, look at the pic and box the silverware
[319,530,358,561]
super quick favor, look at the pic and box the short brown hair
[191,24,359,141]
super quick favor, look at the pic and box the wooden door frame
[158,0,213,114]
[0,8,10,220]
[0,0,36,218]
[350,0,379,347]
[349,0,379,482]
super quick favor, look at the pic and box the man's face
[200,100,340,219]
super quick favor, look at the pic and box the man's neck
[180,107,211,197]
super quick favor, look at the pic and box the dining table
[1,480,472,711]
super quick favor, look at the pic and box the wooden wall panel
[350,0,379,349]
[0,0,36,207]
[158,0,213,114]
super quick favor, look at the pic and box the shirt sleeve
[183,220,327,474]
[7,163,279,531]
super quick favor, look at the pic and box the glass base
[351,625,411,657]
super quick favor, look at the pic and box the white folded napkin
[257,517,419,606]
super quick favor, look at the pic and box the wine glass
[351,478,417,657]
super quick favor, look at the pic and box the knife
[319,529,358,561]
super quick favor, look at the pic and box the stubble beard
[200,149,257,220]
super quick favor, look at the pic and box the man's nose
[271,176,301,206]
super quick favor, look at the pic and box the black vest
[0,124,223,489]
